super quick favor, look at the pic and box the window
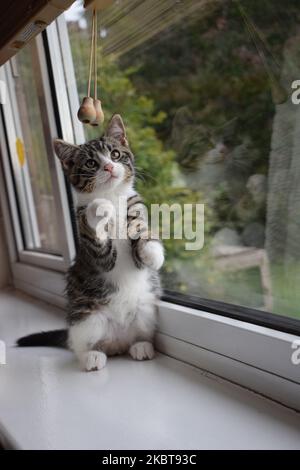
[63,0,300,326]
[12,45,61,254]
[0,34,75,271]
[0,0,299,410]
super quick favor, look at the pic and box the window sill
[0,289,300,450]
[9,261,300,411]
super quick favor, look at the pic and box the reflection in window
[65,0,300,319]
[13,43,62,254]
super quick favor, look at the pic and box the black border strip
[162,290,300,336]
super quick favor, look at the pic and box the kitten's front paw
[129,341,155,361]
[86,198,114,239]
[138,240,164,270]
[80,350,107,372]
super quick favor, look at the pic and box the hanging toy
[77,8,104,126]
[77,96,96,124]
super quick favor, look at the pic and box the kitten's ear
[105,114,129,147]
[53,139,77,172]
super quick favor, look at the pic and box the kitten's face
[54,114,134,193]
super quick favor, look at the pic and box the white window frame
[0,15,299,413]
[0,31,76,273]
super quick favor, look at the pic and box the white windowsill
[9,261,300,410]
[0,289,299,450]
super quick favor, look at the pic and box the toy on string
[77,7,104,126]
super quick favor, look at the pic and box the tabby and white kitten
[17,114,164,371]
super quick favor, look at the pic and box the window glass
[65,0,300,320]
[12,42,62,254]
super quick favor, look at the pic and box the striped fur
[58,115,163,370]
[17,115,164,371]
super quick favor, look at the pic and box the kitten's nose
[104,163,114,173]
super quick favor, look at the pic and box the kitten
[17,114,164,371]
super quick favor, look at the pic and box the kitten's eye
[85,159,97,169]
[111,149,121,160]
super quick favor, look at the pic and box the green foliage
[68,26,201,275]
[69,28,176,200]
[67,0,300,315]
[121,0,300,236]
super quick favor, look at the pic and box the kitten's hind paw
[80,350,107,372]
[129,341,155,361]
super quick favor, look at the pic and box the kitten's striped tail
[17,329,68,348]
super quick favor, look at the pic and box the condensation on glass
[64,0,300,320]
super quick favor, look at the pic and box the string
[94,9,98,100]
[87,8,96,97]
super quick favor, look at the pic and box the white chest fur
[68,230,156,357]
[107,238,152,325]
